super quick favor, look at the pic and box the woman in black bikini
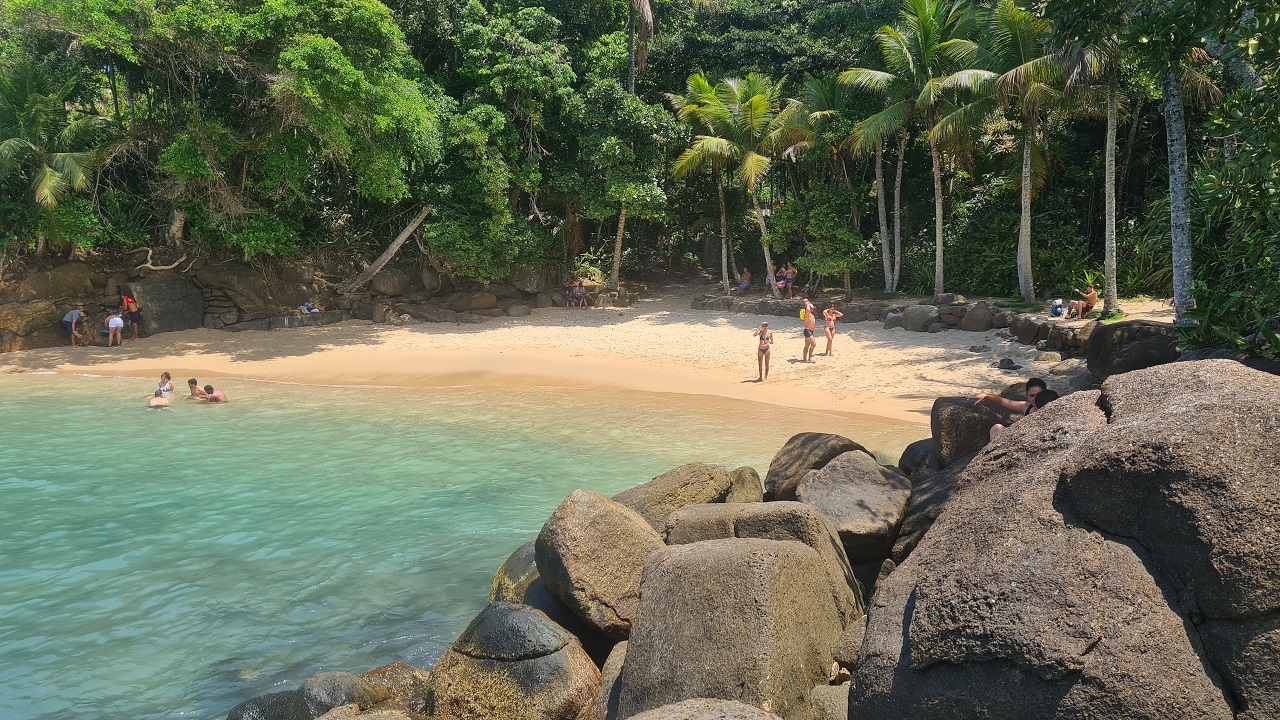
[752,322,773,381]
[822,304,843,356]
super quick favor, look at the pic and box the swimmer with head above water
[200,385,227,403]
[148,389,170,408]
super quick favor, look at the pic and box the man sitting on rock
[972,378,1047,441]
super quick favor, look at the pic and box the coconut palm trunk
[1163,67,1193,322]
[893,134,906,292]
[717,174,730,293]
[626,5,637,94]
[1017,118,1035,303]
[610,203,627,291]
[752,191,780,298]
[1103,82,1119,314]
[875,138,893,292]
[929,136,945,295]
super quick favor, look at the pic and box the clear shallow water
[0,373,922,720]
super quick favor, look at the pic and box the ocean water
[0,373,922,720]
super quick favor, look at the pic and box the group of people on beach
[61,291,143,347]
[147,372,227,408]
[750,297,843,381]
[732,262,800,299]
[561,280,589,308]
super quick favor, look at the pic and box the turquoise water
[0,373,920,720]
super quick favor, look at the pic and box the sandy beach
[0,282,1174,424]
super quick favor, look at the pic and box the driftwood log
[339,205,432,295]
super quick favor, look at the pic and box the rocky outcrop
[617,539,842,720]
[195,264,310,320]
[626,699,784,720]
[585,641,627,720]
[447,292,498,312]
[358,662,432,718]
[794,450,911,564]
[929,397,1015,468]
[425,602,599,720]
[851,389,1236,719]
[895,438,934,476]
[226,691,313,720]
[1085,319,1180,380]
[958,302,993,332]
[664,502,865,627]
[613,463,762,531]
[369,266,421,297]
[902,304,939,333]
[299,672,388,718]
[764,433,871,500]
[535,490,664,639]
[123,274,204,335]
[809,685,849,720]
[10,262,95,302]
[490,540,539,602]
[889,451,976,563]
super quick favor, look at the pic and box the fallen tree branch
[133,247,189,271]
[338,205,432,294]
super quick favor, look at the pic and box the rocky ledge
[222,359,1278,720]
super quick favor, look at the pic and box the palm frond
[738,150,770,190]
[30,164,69,209]
[850,101,912,155]
[930,96,996,146]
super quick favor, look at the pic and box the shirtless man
[752,322,773,381]
[733,267,752,295]
[148,389,170,408]
[186,378,209,400]
[201,385,227,403]
[822,303,843,356]
[119,291,141,341]
[802,298,817,362]
[1067,284,1098,319]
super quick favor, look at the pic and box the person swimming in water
[752,321,773,381]
[158,372,174,394]
[822,303,843,356]
[148,389,170,408]
[186,378,209,400]
[200,385,227,403]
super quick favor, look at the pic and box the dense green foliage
[0,0,1277,352]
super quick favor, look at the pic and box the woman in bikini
[822,304,843,356]
[752,322,773,381]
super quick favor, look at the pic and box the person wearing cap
[752,321,774,381]
[61,307,87,346]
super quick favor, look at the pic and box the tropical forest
[1,0,1278,353]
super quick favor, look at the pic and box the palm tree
[671,72,791,297]
[668,73,733,293]
[627,0,716,94]
[0,60,108,255]
[840,0,979,295]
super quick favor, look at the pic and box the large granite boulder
[1084,319,1179,380]
[490,540,539,602]
[617,538,842,720]
[123,274,204,335]
[627,699,784,720]
[0,299,60,336]
[613,463,762,531]
[895,438,935,476]
[809,685,849,720]
[585,641,627,720]
[425,602,600,720]
[420,266,450,295]
[902,304,939,333]
[11,261,95,301]
[447,292,498,312]
[890,451,977,563]
[226,691,312,720]
[958,302,993,332]
[851,391,1235,719]
[369,266,421,297]
[195,264,308,319]
[535,490,664,639]
[299,672,388,717]
[764,433,872,501]
[929,397,1015,468]
[664,502,865,627]
[508,266,560,294]
[1058,360,1280,716]
[794,450,912,564]
[358,662,432,718]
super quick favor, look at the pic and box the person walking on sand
[822,303,843,356]
[61,307,87,346]
[119,291,142,341]
[801,298,818,362]
[753,321,774,381]
[105,313,124,347]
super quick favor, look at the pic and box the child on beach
[752,322,773,381]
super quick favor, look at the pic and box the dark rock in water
[764,433,872,501]
[426,602,599,720]
[225,690,312,720]
[810,685,850,720]
[896,438,935,476]
[626,699,783,720]
[447,292,498,312]
[370,266,422,297]
[1085,319,1180,380]
[613,462,762,531]
[618,538,841,720]
[584,641,627,720]
[890,452,975,563]
[795,451,911,564]
[298,671,387,717]
[123,274,204,335]
[851,391,1235,720]
[490,541,539,603]
[311,700,418,719]
[664,502,865,628]
[929,397,1015,468]
[359,662,432,717]
[535,490,664,639]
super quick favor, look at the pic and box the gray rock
[1035,351,1065,362]
[535,490,664,639]
[298,672,387,717]
[882,313,904,330]
[851,392,1234,720]
[455,311,486,324]
[396,304,457,323]
[831,621,867,668]
[369,266,421,297]
[11,261,95,302]
[890,452,977,563]
[358,662,432,717]
[994,357,1022,370]
[123,274,205,336]
[992,310,1014,328]
[959,303,994,332]
[1013,313,1041,344]
[809,685,849,720]
[764,432,872,501]
[968,344,991,353]
[613,463,762,531]
[925,322,941,333]
[626,699,783,720]
[896,438,935,476]
[902,304,939,332]
[929,397,1015,468]
[663,502,865,628]
[426,602,600,720]
[225,691,312,720]
[795,451,911,564]
[489,541,539,603]
[279,260,314,284]
[585,641,626,720]
[617,539,842,720]
[508,304,531,317]
[1084,319,1180,380]
[447,292,498,312]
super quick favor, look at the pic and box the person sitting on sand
[62,307,87,346]
[105,313,124,347]
[1067,284,1098,319]
[186,378,209,400]
[571,281,588,309]
[822,303,843,356]
[801,298,818,362]
[733,268,752,296]
[157,372,174,394]
[975,378,1049,441]
[562,280,574,307]
[752,322,774,381]
[200,385,227,403]
[148,389,170,408]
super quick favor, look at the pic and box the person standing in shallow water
[752,322,773,381]
[801,298,817,362]
[822,303,842,356]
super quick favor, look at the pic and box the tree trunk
[564,199,583,258]
[1163,68,1193,322]
[36,233,47,256]
[167,208,186,249]
[1119,94,1144,207]
[610,203,626,292]
[626,4,637,94]
[875,137,892,292]
[107,64,123,125]
[339,206,433,294]
[1017,118,1035,303]
[929,137,945,295]
[718,174,730,294]
[892,134,906,292]
[1103,82,1120,314]
[752,190,780,298]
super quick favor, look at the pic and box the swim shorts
[803,329,814,339]
[128,311,142,324]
